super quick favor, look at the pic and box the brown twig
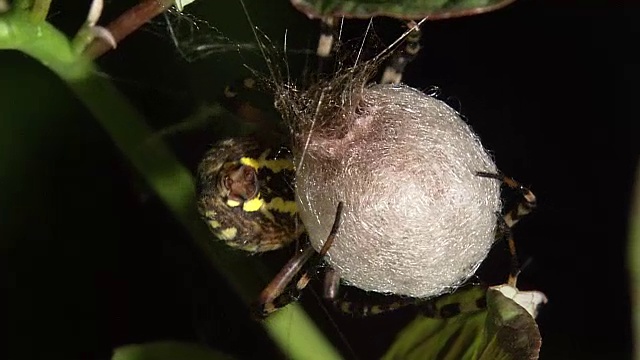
[84,0,175,60]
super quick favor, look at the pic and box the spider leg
[316,16,340,75]
[323,243,421,316]
[327,281,484,318]
[317,17,336,58]
[380,21,422,85]
[253,244,316,318]
[253,202,344,318]
[476,171,537,227]
[332,293,418,317]
[327,279,488,318]
[323,267,341,301]
[476,171,537,286]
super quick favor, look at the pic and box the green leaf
[290,0,516,19]
[383,285,545,360]
[112,341,235,360]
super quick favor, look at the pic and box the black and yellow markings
[196,138,302,253]
[476,171,537,286]
[475,171,537,228]
[332,285,488,318]
[334,296,414,317]
[316,16,335,59]
[224,151,297,228]
[380,20,422,85]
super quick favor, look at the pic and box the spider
[196,5,537,319]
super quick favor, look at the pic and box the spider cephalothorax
[197,138,303,252]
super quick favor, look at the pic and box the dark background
[2,0,638,359]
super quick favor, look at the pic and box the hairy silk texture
[292,84,501,297]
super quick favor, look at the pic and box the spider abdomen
[294,84,501,298]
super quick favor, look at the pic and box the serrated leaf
[291,0,516,20]
[383,285,545,360]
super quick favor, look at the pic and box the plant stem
[12,0,31,11]
[30,0,51,21]
[84,0,175,59]
[629,160,640,360]
[0,11,91,80]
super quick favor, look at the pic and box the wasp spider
[196,10,536,318]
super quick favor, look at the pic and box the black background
[2,0,638,359]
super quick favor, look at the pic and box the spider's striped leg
[476,171,537,286]
[316,16,336,58]
[253,243,316,318]
[326,273,480,317]
[328,282,420,317]
[253,202,344,318]
[322,261,411,316]
[380,21,422,85]
[328,279,488,318]
[316,16,339,75]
